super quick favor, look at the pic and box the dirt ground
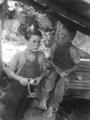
[22,108,56,120]
[0,88,90,120]
[61,99,90,120]
[21,99,90,120]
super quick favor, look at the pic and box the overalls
[1,53,41,120]
[44,43,75,111]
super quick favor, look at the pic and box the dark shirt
[53,43,75,70]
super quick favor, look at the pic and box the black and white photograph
[0,0,90,120]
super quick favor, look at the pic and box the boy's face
[28,35,41,52]
[56,26,74,45]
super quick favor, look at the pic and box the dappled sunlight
[2,42,27,64]
[2,41,50,64]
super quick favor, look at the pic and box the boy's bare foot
[44,106,54,118]
[39,100,47,110]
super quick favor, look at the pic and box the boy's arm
[3,65,28,86]
[33,52,51,85]
[41,58,51,78]
[3,53,19,78]
[50,43,57,59]
[3,53,28,86]
[7,53,19,72]
[70,45,80,64]
[33,59,51,85]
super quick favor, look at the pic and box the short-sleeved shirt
[7,49,45,75]
[50,42,80,70]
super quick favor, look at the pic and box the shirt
[7,49,45,75]
[51,42,80,65]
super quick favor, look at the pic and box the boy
[42,21,81,118]
[2,30,47,120]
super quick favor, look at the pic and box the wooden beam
[45,0,90,27]
[16,0,48,11]
[13,0,90,35]
[69,80,90,90]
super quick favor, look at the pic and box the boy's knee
[57,78,64,87]
[43,79,53,92]
[59,77,69,86]
[44,72,57,91]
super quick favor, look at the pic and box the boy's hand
[19,78,28,86]
[31,77,41,85]
[60,72,67,77]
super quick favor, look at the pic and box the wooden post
[0,0,8,81]
[0,17,2,81]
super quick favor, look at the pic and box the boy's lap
[5,81,25,101]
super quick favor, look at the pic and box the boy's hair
[25,30,42,41]
[65,25,76,40]
[62,22,76,40]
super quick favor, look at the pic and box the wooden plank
[69,79,90,90]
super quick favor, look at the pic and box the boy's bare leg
[45,77,69,117]
[39,95,48,110]
[39,72,57,110]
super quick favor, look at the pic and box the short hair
[66,26,76,39]
[62,22,76,39]
[25,30,42,41]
